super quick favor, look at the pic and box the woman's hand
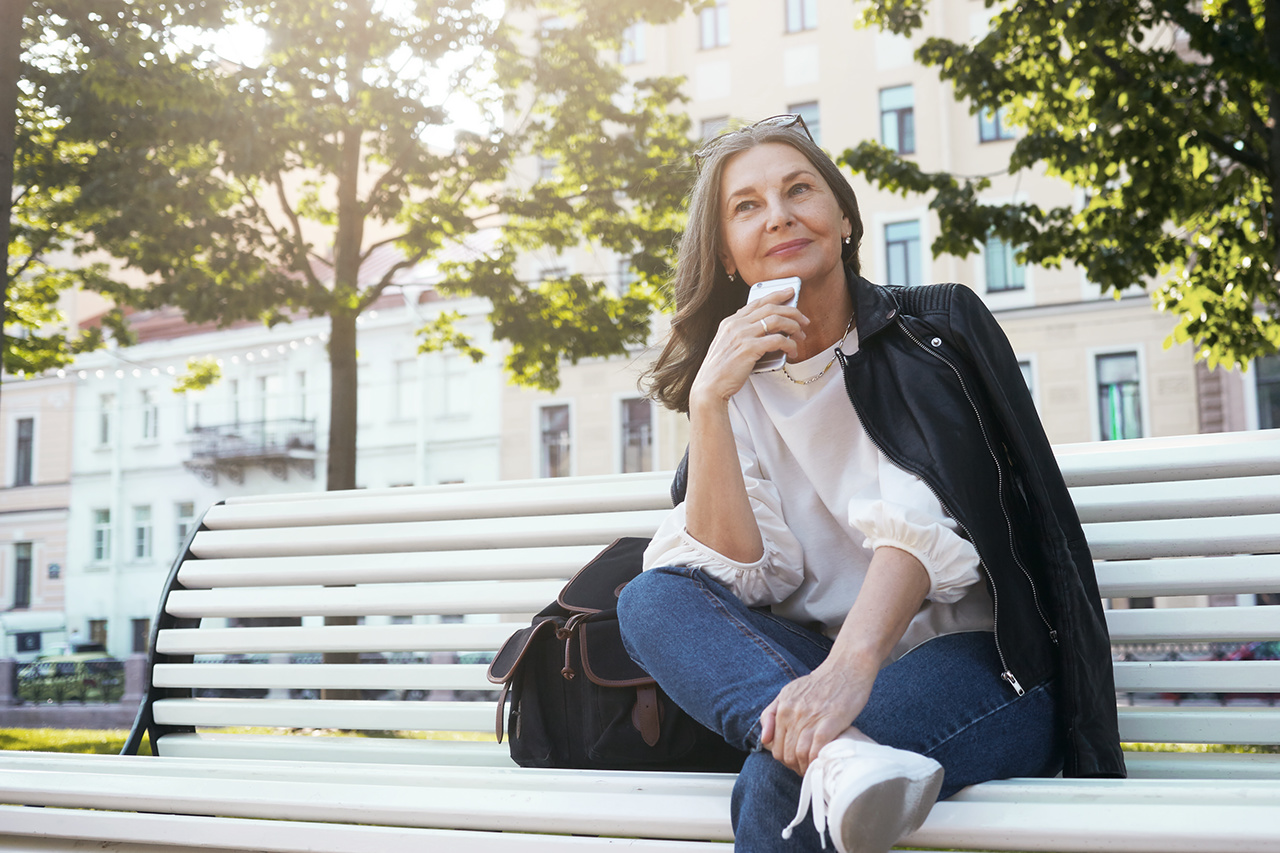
[689,288,808,408]
[759,657,877,776]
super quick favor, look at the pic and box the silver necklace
[781,312,855,385]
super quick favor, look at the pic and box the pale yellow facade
[500,0,1246,479]
[0,375,73,658]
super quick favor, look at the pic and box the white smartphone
[747,276,801,372]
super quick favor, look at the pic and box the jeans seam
[920,681,1051,760]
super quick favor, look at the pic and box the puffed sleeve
[643,402,806,607]
[846,453,982,604]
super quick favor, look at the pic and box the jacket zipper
[837,322,1055,697]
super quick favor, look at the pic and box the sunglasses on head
[693,114,815,173]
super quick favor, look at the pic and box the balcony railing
[185,418,317,485]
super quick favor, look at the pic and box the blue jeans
[617,565,1063,852]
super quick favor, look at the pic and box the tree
[7,1,223,380]
[848,0,1279,370]
[17,0,697,489]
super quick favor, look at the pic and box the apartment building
[0,375,73,660]
[500,0,1274,481]
[51,285,501,661]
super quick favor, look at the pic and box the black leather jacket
[673,271,1125,779]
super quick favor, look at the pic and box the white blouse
[644,326,995,664]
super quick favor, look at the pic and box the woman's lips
[766,239,811,256]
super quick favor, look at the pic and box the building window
[1256,354,1280,430]
[229,379,241,426]
[132,618,151,654]
[884,220,922,287]
[13,542,32,610]
[539,404,571,478]
[176,501,196,549]
[620,22,645,64]
[700,116,730,143]
[785,0,817,32]
[92,509,112,562]
[98,394,114,445]
[984,235,1026,292]
[617,258,638,291]
[88,619,108,648]
[141,390,159,440]
[620,398,654,473]
[879,85,915,155]
[700,0,729,49]
[133,506,152,560]
[787,101,821,146]
[295,370,308,420]
[979,106,1015,143]
[1096,352,1143,441]
[13,417,33,486]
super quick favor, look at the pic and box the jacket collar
[847,268,901,342]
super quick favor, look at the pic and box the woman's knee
[617,567,687,660]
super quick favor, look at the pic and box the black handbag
[486,537,746,771]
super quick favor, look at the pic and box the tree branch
[270,171,324,290]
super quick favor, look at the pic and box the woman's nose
[765,199,794,230]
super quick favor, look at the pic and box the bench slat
[153,732,514,767]
[189,511,668,559]
[1114,661,1280,693]
[156,623,516,656]
[1055,431,1280,486]
[165,580,563,619]
[0,805,724,853]
[1106,605,1280,643]
[220,470,674,505]
[152,663,495,692]
[203,477,675,530]
[1083,513,1280,560]
[152,698,496,731]
[1070,475,1280,523]
[1118,707,1280,744]
[1096,555,1280,598]
[176,546,602,588]
[0,758,737,841]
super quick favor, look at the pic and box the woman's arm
[683,288,807,563]
[760,545,931,774]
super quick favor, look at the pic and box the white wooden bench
[3,430,1280,852]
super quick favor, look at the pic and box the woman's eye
[789,183,811,196]
[734,200,757,213]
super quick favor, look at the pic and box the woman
[617,116,1124,853]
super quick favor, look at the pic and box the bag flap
[578,616,654,687]
[558,537,650,614]
[486,617,560,684]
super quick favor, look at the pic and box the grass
[0,726,491,754]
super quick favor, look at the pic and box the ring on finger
[760,319,769,335]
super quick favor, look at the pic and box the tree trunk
[325,308,359,491]
[0,0,27,395]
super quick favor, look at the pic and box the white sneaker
[780,734,944,853]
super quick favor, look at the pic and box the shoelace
[779,738,864,848]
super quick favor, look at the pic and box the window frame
[133,505,153,561]
[13,416,34,486]
[92,508,112,563]
[1090,348,1148,442]
[978,105,1016,143]
[13,542,33,610]
[879,85,916,155]
[536,402,574,479]
[699,0,729,50]
[618,396,655,474]
[785,0,818,33]
[883,219,923,287]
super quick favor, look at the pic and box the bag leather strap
[632,684,662,747]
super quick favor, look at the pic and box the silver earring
[727,272,736,282]
[843,236,851,245]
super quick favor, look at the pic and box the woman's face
[717,142,850,291]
